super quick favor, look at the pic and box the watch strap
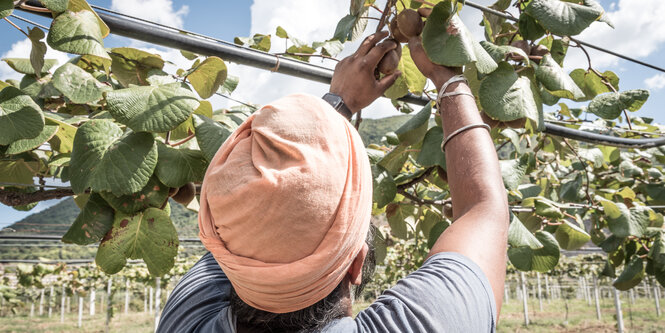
[322,93,353,120]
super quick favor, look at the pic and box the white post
[593,276,601,320]
[90,288,96,316]
[78,294,83,328]
[629,288,635,304]
[48,286,54,318]
[60,285,66,323]
[106,278,113,332]
[154,277,162,332]
[536,272,543,312]
[144,287,148,313]
[504,284,509,303]
[613,288,624,333]
[544,275,550,302]
[100,291,104,313]
[124,279,130,315]
[149,287,154,315]
[39,289,44,316]
[644,280,651,299]
[520,272,529,327]
[654,282,661,317]
[67,296,70,314]
[30,302,35,317]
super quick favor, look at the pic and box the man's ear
[348,243,368,285]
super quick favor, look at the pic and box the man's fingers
[356,31,389,55]
[377,70,402,92]
[417,7,432,18]
[365,39,398,68]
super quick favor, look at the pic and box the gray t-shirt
[158,252,496,332]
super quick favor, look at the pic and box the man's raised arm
[408,36,510,315]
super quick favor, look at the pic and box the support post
[654,281,661,317]
[78,294,83,328]
[90,288,96,316]
[593,276,601,320]
[613,287,624,333]
[105,278,112,333]
[544,275,550,302]
[144,287,148,313]
[536,272,543,312]
[520,272,529,327]
[154,277,162,332]
[124,279,130,315]
[149,287,154,315]
[39,288,44,316]
[60,285,65,323]
[48,286,53,318]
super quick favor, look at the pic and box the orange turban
[198,93,372,313]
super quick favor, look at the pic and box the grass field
[0,297,662,332]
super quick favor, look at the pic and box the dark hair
[229,226,376,333]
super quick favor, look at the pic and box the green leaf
[395,103,432,145]
[0,86,45,145]
[588,90,650,120]
[427,222,449,249]
[69,119,158,195]
[180,50,198,60]
[536,54,584,100]
[312,40,344,57]
[480,41,530,66]
[95,207,179,276]
[39,0,69,13]
[0,159,39,185]
[333,13,368,43]
[508,213,543,250]
[386,203,417,239]
[583,0,613,28]
[2,58,59,75]
[155,143,208,188]
[0,0,12,19]
[649,232,665,269]
[6,125,58,155]
[525,0,603,36]
[276,26,288,38]
[218,75,239,95]
[234,34,271,52]
[109,47,165,87]
[106,83,200,133]
[598,199,651,238]
[67,0,109,37]
[27,27,48,79]
[518,13,545,40]
[371,164,397,208]
[420,208,444,239]
[554,219,590,250]
[569,69,619,101]
[101,176,169,214]
[479,62,542,125]
[52,63,107,104]
[613,257,644,291]
[416,126,446,168]
[523,196,565,219]
[187,57,227,99]
[377,144,409,175]
[44,114,76,153]
[500,153,530,191]
[559,174,582,202]
[384,46,427,99]
[47,10,110,60]
[508,231,560,272]
[62,193,114,245]
[422,2,497,73]
[193,114,233,161]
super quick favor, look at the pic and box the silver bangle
[436,74,469,108]
[441,123,491,151]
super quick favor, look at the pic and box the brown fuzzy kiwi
[530,45,549,64]
[172,182,196,204]
[396,9,424,38]
[510,40,531,56]
[389,19,409,43]
[504,118,527,128]
[377,39,402,75]
[417,7,432,18]
[168,187,179,198]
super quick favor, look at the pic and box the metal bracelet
[441,123,491,151]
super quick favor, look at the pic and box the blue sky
[0,0,664,227]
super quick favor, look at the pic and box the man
[158,30,509,332]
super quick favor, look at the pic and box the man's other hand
[329,31,402,115]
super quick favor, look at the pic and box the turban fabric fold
[198,93,372,313]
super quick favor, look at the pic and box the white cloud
[645,73,665,90]
[0,38,70,81]
[111,0,189,29]
[564,0,665,69]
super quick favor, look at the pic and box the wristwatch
[322,93,353,120]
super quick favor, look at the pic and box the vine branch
[3,17,29,37]
[396,167,434,190]
[0,188,76,207]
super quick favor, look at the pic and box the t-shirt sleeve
[354,252,496,333]
[157,252,234,333]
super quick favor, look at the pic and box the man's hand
[329,31,402,114]
[407,35,461,89]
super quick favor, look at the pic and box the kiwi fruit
[389,19,409,43]
[510,40,531,56]
[172,182,196,204]
[396,9,424,38]
[377,39,402,75]
[530,45,549,64]
[168,187,179,198]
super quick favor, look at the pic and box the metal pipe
[16,4,665,147]
[0,234,202,242]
